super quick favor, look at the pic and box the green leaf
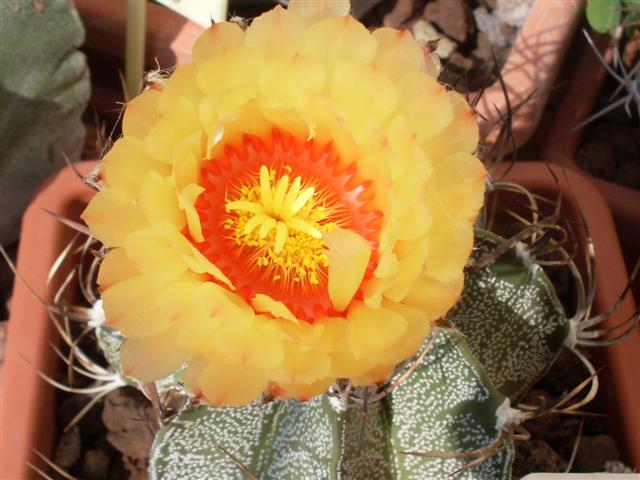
[448,231,569,400]
[586,0,622,33]
[149,331,513,479]
[0,0,90,245]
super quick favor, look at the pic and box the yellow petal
[347,302,407,359]
[102,137,169,200]
[377,301,431,366]
[314,316,349,353]
[422,91,479,159]
[101,275,172,338]
[158,222,234,289]
[330,60,398,132]
[245,5,306,58]
[97,248,139,290]
[251,293,298,323]
[198,282,254,330]
[352,364,394,386]
[272,318,324,346]
[383,236,429,302]
[214,319,284,370]
[81,189,147,247]
[404,273,465,320]
[324,227,371,312]
[178,183,206,242]
[198,360,266,407]
[288,0,350,21]
[139,171,186,232]
[330,349,376,378]
[428,152,487,221]
[176,307,223,356]
[120,325,190,382]
[301,15,377,66]
[158,63,202,113]
[122,88,161,139]
[172,131,204,192]
[197,47,264,97]
[144,97,200,164]
[269,347,331,386]
[258,56,326,105]
[192,22,245,62]
[424,208,474,283]
[182,357,208,396]
[396,71,453,144]
[124,228,188,286]
[372,27,425,81]
[272,378,334,401]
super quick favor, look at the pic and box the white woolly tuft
[495,398,526,431]
[88,299,105,328]
[328,393,348,413]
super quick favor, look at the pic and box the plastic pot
[498,161,640,469]
[475,0,584,151]
[542,34,640,304]
[0,161,97,480]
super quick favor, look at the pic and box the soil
[577,35,640,191]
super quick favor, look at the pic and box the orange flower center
[192,129,382,321]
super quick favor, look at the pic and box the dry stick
[145,382,166,428]
[48,342,115,382]
[0,245,89,322]
[26,462,58,480]
[579,258,640,330]
[64,388,113,433]
[19,352,120,395]
[402,431,506,459]
[469,214,560,271]
[214,442,260,480]
[64,326,101,387]
[579,308,640,340]
[351,329,441,404]
[32,450,79,480]
[77,236,98,305]
[43,209,92,237]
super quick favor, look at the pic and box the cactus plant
[0,0,90,246]
[4,0,636,478]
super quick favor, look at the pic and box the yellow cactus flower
[82,0,486,407]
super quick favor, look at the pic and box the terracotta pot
[1,161,637,475]
[476,0,584,151]
[497,161,640,469]
[542,34,640,303]
[0,161,97,480]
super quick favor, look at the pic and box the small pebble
[54,426,81,470]
[574,435,621,472]
[82,449,111,480]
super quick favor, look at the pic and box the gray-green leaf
[0,0,90,245]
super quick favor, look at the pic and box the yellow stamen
[224,165,337,288]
